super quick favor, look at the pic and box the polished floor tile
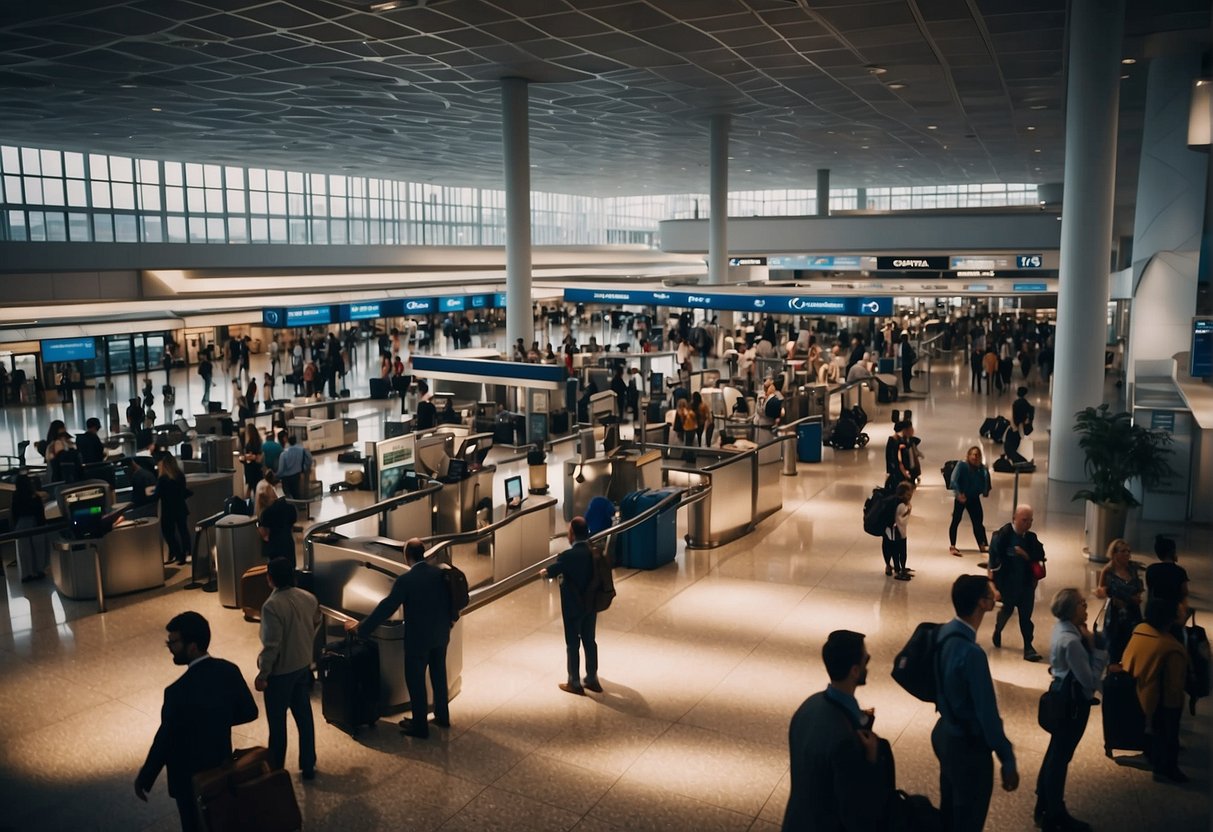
[0,344,1208,831]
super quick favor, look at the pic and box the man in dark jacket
[77,417,105,465]
[346,538,451,738]
[782,630,891,831]
[988,504,1044,661]
[541,517,601,695]
[135,611,258,832]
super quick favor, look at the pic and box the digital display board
[876,256,951,270]
[41,337,96,363]
[1192,318,1213,379]
[562,288,891,317]
[375,434,415,502]
[345,301,382,321]
[767,255,862,271]
[1017,254,1044,269]
[286,306,333,326]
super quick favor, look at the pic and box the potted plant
[1072,404,1174,561]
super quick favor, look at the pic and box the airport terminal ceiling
[0,0,1208,203]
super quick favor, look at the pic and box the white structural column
[707,115,730,287]
[1049,0,1125,484]
[502,77,533,351]
[816,169,830,217]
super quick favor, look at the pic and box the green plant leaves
[1071,404,1174,508]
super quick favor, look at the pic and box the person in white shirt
[255,558,322,779]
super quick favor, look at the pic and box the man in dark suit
[135,611,258,832]
[540,517,601,695]
[77,417,105,466]
[346,537,451,738]
[782,630,891,832]
[988,504,1045,662]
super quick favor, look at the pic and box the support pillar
[502,77,533,352]
[856,186,867,210]
[1050,0,1125,483]
[816,169,830,217]
[707,115,729,287]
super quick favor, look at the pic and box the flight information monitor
[1192,318,1213,379]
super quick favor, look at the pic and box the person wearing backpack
[882,482,914,581]
[540,517,602,695]
[988,505,1045,662]
[948,446,991,557]
[781,630,893,831]
[932,575,1018,832]
[345,538,452,739]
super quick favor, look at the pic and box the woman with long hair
[1095,538,1144,663]
[240,423,264,498]
[153,454,192,565]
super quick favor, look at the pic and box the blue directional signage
[402,297,434,314]
[1013,283,1049,292]
[438,296,466,312]
[412,355,565,384]
[262,308,286,327]
[1017,254,1044,269]
[562,288,892,317]
[768,255,862,270]
[285,306,333,326]
[41,337,96,363]
[470,293,492,309]
[345,301,382,321]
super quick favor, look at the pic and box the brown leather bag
[192,746,302,832]
[240,564,270,623]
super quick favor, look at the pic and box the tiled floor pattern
[0,342,1209,831]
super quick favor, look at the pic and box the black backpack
[893,623,964,703]
[440,562,470,623]
[583,544,616,613]
[1186,612,1209,714]
[862,489,897,537]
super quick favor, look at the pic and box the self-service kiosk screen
[504,475,523,508]
[64,486,108,538]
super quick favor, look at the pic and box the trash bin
[796,422,823,463]
[214,514,262,608]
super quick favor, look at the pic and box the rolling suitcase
[796,421,822,463]
[369,377,391,400]
[240,564,271,622]
[1101,670,1147,757]
[617,487,678,570]
[319,635,382,734]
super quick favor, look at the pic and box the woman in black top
[154,454,192,565]
[240,423,263,498]
[12,474,49,581]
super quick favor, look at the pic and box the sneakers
[949,546,962,557]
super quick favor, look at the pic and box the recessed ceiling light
[860,145,870,149]
[1121,58,1136,65]
[151,107,161,112]
[744,168,752,172]
[369,1,400,10]
[1026,126,1036,131]
[1121,74,1130,79]
[1034,148,1041,153]
[867,65,887,75]
[888,83,906,90]
[926,125,938,130]
[1029,104,1048,110]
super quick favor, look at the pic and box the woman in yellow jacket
[1121,596,1190,783]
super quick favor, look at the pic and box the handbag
[1038,671,1085,734]
[1029,558,1046,582]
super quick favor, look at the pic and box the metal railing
[302,478,444,569]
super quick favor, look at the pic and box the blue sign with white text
[562,288,891,317]
[1017,254,1044,269]
[41,337,96,363]
[1012,283,1049,292]
[402,297,434,314]
[439,296,466,312]
[345,301,382,321]
[286,306,333,326]
[495,292,508,308]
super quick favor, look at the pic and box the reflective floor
[0,337,1208,831]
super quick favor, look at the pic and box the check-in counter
[434,467,495,535]
[186,471,236,526]
[307,533,462,714]
[562,449,663,523]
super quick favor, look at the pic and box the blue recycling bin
[796,422,822,463]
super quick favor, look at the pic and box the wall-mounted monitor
[1192,317,1213,379]
[41,337,96,363]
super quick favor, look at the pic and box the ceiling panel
[0,0,1204,200]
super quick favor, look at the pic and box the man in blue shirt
[931,575,1019,832]
[275,433,313,500]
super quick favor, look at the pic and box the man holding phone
[781,630,891,831]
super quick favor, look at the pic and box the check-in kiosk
[50,481,164,603]
[413,432,495,535]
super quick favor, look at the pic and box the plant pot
[1084,500,1128,562]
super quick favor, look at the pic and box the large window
[0,142,1038,247]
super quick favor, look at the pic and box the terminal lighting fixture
[867,66,888,75]
[887,83,906,90]
[370,1,401,9]
[1121,58,1136,65]
[926,124,938,130]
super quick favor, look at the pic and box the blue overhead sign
[286,306,333,326]
[768,255,862,271]
[41,337,96,363]
[438,296,466,312]
[1013,283,1049,292]
[402,297,434,314]
[345,301,382,321]
[563,288,891,317]
[412,355,565,384]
